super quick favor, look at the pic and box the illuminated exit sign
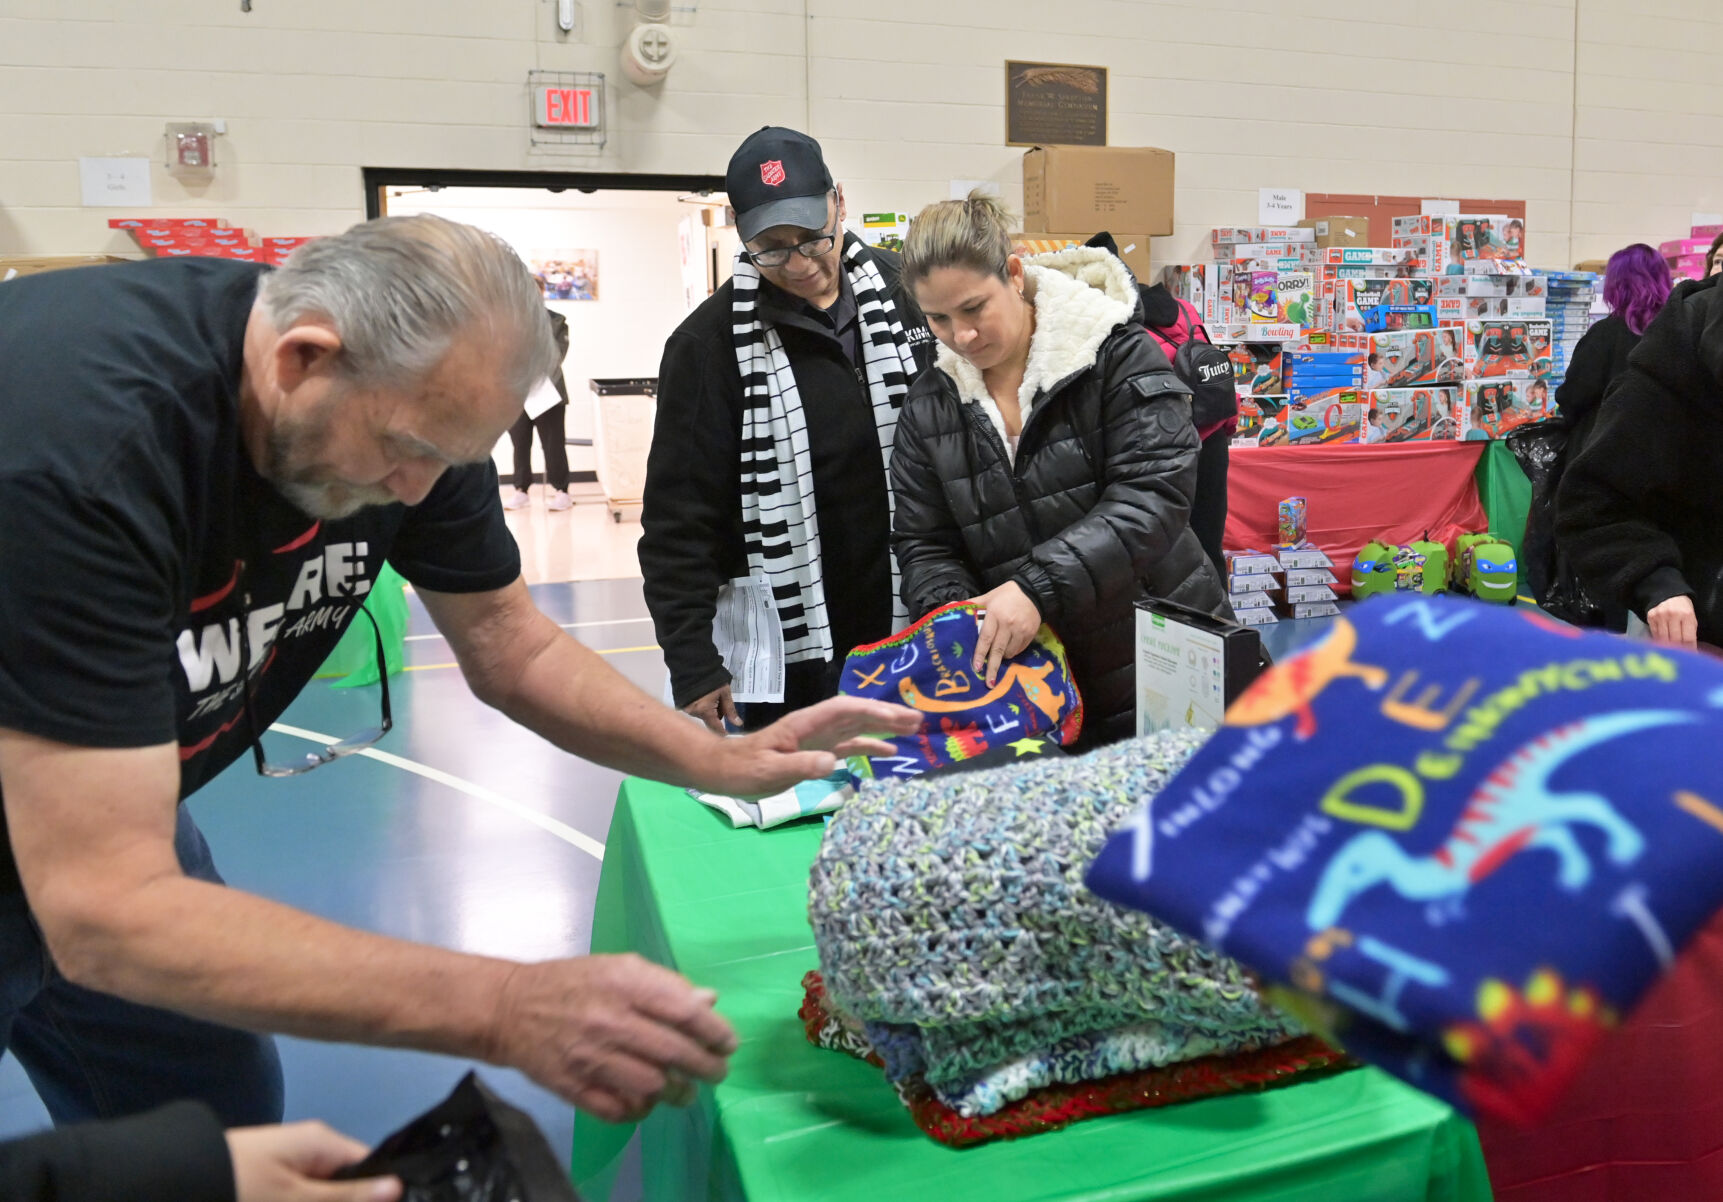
[534,86,598,128]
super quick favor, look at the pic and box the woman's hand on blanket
[969,582,1042,686]
[704,697,923,796]
[684,683,741,734]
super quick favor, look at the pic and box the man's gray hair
[257,214,558,399]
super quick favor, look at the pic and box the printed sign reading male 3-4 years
[1088,595,1723,1124]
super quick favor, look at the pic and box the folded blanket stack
[807,730,1345,1138]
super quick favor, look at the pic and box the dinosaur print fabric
[840,601,1083,779]
[1086,594,1723,1124]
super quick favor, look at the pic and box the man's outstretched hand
[700,696,921,797]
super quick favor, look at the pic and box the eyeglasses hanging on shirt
[236,565,393,778]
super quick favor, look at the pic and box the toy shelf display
[1167,213,1599,447]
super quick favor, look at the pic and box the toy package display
[1212,227,1316,245]
[1278,496,1308,546]
[1343,328,1466,388]
[1350,540,1397,598]
[1437,274,1547,299]
[1229,344,1284,394]
[1393,538,1450,594]
[1366,387,1459,442]
[1276,543,1334,571]
[1460,377,1551,439]
[1393,213,1521,262]
[1384,234,1451,277]
[1226,548,1284,577]
[1462,295,1546,319]
[1258,388,1364,446]
[1465,318,1553,379]
[1274,271,1316,326]
[1335,277,1436,332]
[1229,590,1277,610]
[1164,264,1210,314]
[1231,394,1288,446]
[1284,568,1338,588]
[1322,246,1416,267]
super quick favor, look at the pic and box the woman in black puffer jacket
[889,192,1230,746]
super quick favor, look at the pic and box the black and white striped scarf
[731,233,917,665]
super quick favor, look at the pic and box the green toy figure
[1392,544,1428,592]
[1352,540,1396,599]
[1452,532,1518,603]
[1406,536,1449,595]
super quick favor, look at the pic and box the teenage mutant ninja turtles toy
[1352,540,1396,599]
[1404,537,1449,594]
[1451,532,1517,603]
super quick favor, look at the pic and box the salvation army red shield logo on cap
[760,159,786,187]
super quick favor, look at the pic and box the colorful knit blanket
[838,601,1083,779]
[809,730,1301,1100]
[800,971,1352,1147]
[1087,595,1723,1124]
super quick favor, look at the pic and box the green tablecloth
[571,779,1494,1202]
[1473,442,1533,597]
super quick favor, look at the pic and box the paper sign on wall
[78,156,151,207]
[1421,198,1462,216]
[1258,188,1303,224]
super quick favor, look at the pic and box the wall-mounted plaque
[1005,61,1107,147]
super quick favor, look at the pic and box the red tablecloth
[1475,903,1723,1200]
[1224,442,1489,590]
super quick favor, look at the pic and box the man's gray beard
[272,477,390,521]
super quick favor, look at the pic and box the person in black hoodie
[640,128,935,731]
[890,193,1228,746]
[1556,264,1723,650]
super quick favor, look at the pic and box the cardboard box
[0,254,129,281]
[1323,246,1416,267]
[1012,232,1152,280]
[1661,237,1712,258]
[1290,601,1342,620]
[1022,145,1174,236]
[1460,377,1550,439]
[1235,607,1280,627]
[1298,215,1370,249]
[1365,387,1460,442]
[1228,589,1277,610]
[1465,318,1553,379]
[1463,295,1547,319]
[1276,544,1334,570]
[1226,549,1283,576]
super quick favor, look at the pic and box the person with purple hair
[1553,244,1671,427]
[1557,244,1723,651]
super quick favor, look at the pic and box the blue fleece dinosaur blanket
[839,601,1082,779]
[1086,594,1723,1124]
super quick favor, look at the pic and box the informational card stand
[1134,599,1264,736]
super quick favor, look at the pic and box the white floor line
[268,722,606,862]
[405,616,653,642]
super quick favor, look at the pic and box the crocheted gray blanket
[809,730,1299,1084]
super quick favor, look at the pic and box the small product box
[1278,496,1308,545]
[1228,590,1277,610]
[1235,607,1281,627]
[1284,568,1339,588]
[1660,237,1713,259]
[1290,601,1342,620]
[1460,377,1551,439]
[1281,584,1341,605]
[1228,572,1282,594]
[1226,548,1284,577]
[1276,543,1334,571]
[1273,271,1316,326]
[1465,318,1554,379]
[1464,295,1547,319]
[1366,387,1460,441]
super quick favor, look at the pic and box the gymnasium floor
[0,482,1330,1184]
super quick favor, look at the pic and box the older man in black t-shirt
[0,215,917,1132]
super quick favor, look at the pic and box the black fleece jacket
[639,242,934,709]
[1555,275,1723,639]
[0,1101,235,1202]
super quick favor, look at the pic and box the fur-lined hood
[935,246,1141,439]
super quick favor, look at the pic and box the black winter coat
[891,252,1228,746]
[640,241,935,710]
[1556,275,1723,643]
